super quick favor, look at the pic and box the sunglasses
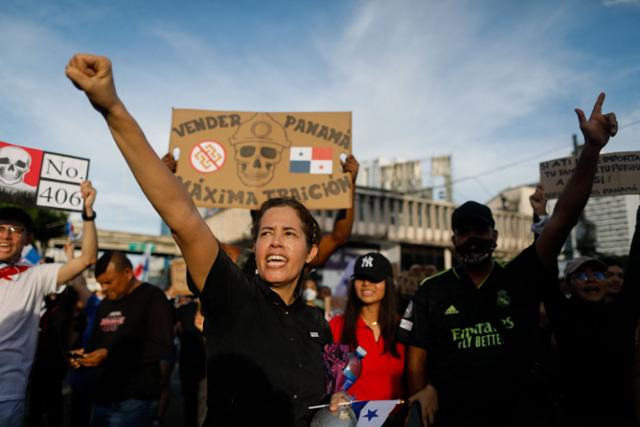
[574,271,606,281]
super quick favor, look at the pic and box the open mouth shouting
[266,254,287,268]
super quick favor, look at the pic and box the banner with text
[540,151,640,199]
[0,141,90,212]
[168,110,352,210]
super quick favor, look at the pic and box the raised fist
[529,184,547,216]
[66,54,121,115]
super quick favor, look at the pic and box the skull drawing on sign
[0,146,32,185]
[229,113,290,187]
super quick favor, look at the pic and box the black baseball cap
[353,252,392,282]
[451,201,495,230]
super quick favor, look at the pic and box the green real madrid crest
[496,290,511,308]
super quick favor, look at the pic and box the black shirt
[188,249,332,427]
[543,207,640,423]
[88,282,173,402]
[175,300,206,382]
[405,244,554,426]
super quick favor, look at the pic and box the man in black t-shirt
[404,204,555,426]
[404,93,618,427]
[545,248,639,425]
[69,251,173,427]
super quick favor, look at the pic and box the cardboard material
[169,110,353,210]
[540,151,640,199]
[0,141,90,211]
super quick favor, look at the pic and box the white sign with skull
[0,141,90,211]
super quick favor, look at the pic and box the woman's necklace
[362,315,381,342]
[361,315,379,327]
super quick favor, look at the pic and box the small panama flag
[21,244,41,266]
[351,400,401,427]
[289,146,333,174]
[65,219,76,240]
[134,244,152,281]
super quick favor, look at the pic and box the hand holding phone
[65,350,84,359]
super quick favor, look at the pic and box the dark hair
[0,207,34,233]
[602,256,624,270]
[95,251,133,277]
[340,275,400,357]
[250,198,320,248]
[301,275,318,290]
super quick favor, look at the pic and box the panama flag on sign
[351,400,400,427]
[289,146,333,174]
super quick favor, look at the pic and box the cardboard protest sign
[0,141,90,212]
[168,110,352,210]
[540,151,640,199]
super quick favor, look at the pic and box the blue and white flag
[134,244,152,281]
[65,219,76,240]
[352,400,400,427]
[21,244,41,265]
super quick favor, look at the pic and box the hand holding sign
[80,180,96,215]
[529,184,547,216]
[575,92,618,149]
[65,54,121,115]
[162,153,178,174]
[341,154,359,184]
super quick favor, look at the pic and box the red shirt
[329,315,405,400]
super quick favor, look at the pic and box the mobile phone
[405,401,424,427]
[65,351,83,359]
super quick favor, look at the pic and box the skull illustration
[0,146,32,185]
[229,113,290,187]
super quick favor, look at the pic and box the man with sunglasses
[545,244,640,425]
[0,181,98,427]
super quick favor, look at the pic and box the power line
[620,118,640,130]
[425,117,640,189]
[422,143,567,192]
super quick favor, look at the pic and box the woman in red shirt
[329,252,405,400]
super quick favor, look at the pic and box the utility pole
[566,134,597,258]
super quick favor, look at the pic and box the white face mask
[303,288,318,302]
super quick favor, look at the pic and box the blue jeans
[0,399,25,427]
[91,399,153,427]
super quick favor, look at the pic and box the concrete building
[582,194,639,256]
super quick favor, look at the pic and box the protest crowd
[0,52,638,427]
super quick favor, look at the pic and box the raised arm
[311,154,359,267]
[535,93,618,270]
[529,184,548,239]
[57,180,98,285]
[66,54,217,291]
[61,241,93,304]
[622,205,640,298]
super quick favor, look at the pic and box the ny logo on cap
[361,256,374,268]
